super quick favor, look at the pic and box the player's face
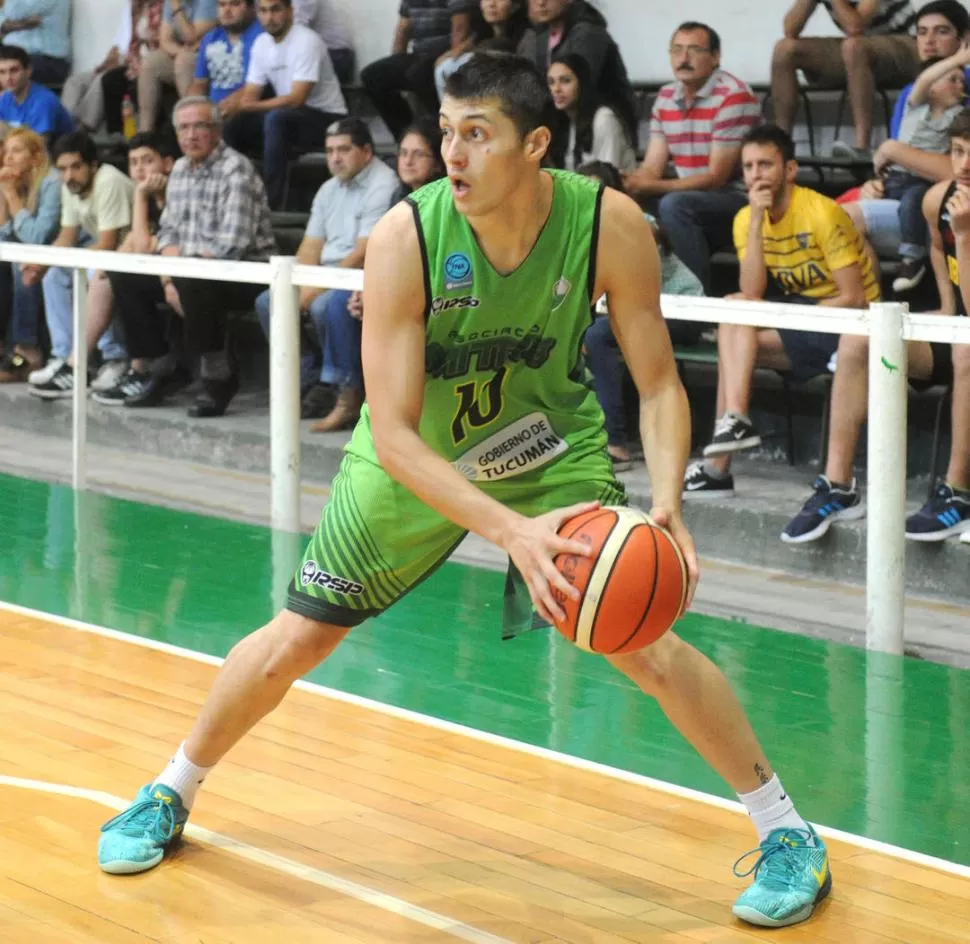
[916,14,961,60]
[950,136,970,186]
[325,134,371,181]
[0,59,28,95]
[55,153,95,196]
[440,96,547,216]
[218,0,250,29]
[128,146,167,185]
[258,0,291,36]
[741,143,790,203]
[547,62,579,112]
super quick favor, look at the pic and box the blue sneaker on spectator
[781,475,864,544]
[905,483,970,542]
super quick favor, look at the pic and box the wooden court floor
[1,611,969,944]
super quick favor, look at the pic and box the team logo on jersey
[796,233,811,250]
[444,251,474,290]
[430,295,480,315]
[551,277,571,311]
[299,560,365,596]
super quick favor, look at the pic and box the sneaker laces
[100,794,180,841]
[732,828,813,890]
[685,460,705,481]
[798,477,838,516]
[713,414,739,438]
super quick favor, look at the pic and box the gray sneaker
[27,357,65,386]
[91,359,130,393]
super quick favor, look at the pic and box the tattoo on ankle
[754,763,770,785]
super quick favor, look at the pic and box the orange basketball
[552,506,688,654]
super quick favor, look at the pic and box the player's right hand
[748,182,773,214]
[499,501,600,625]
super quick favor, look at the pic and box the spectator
[188,0,262,111]
[139,0,218,132]
[517,0,637,150]
[434,0,529,98]
[222,0,347,210]
[625,22,761,293]
[156,96,275,417]
[686,124,880,499]
[548,53,635,172]
[878,47,969,293]
[254,117,398,426]
[95,132,187,407]
[0,0,71,86]
[842,2,970,268]
[578,160,703,471]
[293,0,354,83]
[26,132,133,399]
[0,44,72,142]
[62,2,164,134]
[0,126,59,382]
[361,0,477,142]
[772,0,919,159]
[391,116,444,203]
[783,112,970,544]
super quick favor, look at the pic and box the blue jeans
[658,188,748,293]
[41,264,126,361]
[584,316,627,447]
[254,287,324,390]
[320,290,362,391]
[883,171,931,261]
[10,263,43,348]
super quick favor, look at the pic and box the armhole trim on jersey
[586,182,605,304]
[406,196,433,321]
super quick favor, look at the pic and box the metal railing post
[865,302,908,655]
[71,268,89,491]
[268,256,301,533]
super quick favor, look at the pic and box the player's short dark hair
[444,52,551,139]
[52,131,98,166]
[672,22,720,55]
[949,108,970,142]
[917,1,970,36]
[742,123,796,164]
[326,116,373,150]
[0,45,29,68]
[128,131,180,161]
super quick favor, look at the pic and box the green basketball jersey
[347,169,610,490]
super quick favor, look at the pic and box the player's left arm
[595,187,699,605]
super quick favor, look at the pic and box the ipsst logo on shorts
[300,560,365,596]
[444,251,474,290]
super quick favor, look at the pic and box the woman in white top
[547,53,636,173]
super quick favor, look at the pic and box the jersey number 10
[451,368,507,445]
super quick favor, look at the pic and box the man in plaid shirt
[157,94,275,417]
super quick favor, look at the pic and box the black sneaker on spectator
[905,483,970,542]
[892,258,926,294]
[28,357,65,386]
[682,461,735,499]
[28,361,74,399]
[92,369,154,406]
[91,359,130,394]
[781,475,864,544]
[301,382,336,419]
[703,412,761,457]
[830,142,872,161]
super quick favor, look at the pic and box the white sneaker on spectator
[961,530,970,545]
[28,357,65,386]
[91,359,130,393]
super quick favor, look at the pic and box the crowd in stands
[0,0,965,545]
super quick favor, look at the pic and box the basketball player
[98,54,831,928]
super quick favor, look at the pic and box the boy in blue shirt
[0,44,72,143]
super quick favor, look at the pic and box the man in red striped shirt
[625,22,761,295]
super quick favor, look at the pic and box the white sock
[153,742,213,810]
[738,775,813,844]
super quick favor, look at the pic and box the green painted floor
[1,471,968,866]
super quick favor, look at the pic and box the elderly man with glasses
[156,95,276,417]
[625,21,762,298]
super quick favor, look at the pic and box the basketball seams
[564,510,618,646]
[586,526,638,654]
[609,524,660,654]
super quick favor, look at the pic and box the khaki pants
[791,34,919,89]
[61,70,105,131]
[137,48,197,131]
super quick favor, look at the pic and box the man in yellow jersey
[98,56,831,929]
[684,123,880,499]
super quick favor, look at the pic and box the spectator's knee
[254,289,270,337]
[836,333,869,371]
[658,191,692,223]
[772,37,800,68]
[841,35,871,67]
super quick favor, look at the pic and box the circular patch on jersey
[445,252,472,283]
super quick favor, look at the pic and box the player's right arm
[361,204,596,623]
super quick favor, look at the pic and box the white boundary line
[3,599,970,881]
[0,775,511,944]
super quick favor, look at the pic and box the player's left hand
[872,140,896,176]
[947,185,970,235]
[648,507,699,615]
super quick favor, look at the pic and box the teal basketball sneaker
[732,826,831,927]
[98,783,188,874]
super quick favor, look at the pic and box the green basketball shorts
[286,452,627,629]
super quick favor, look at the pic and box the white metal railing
[1,242,968,656]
